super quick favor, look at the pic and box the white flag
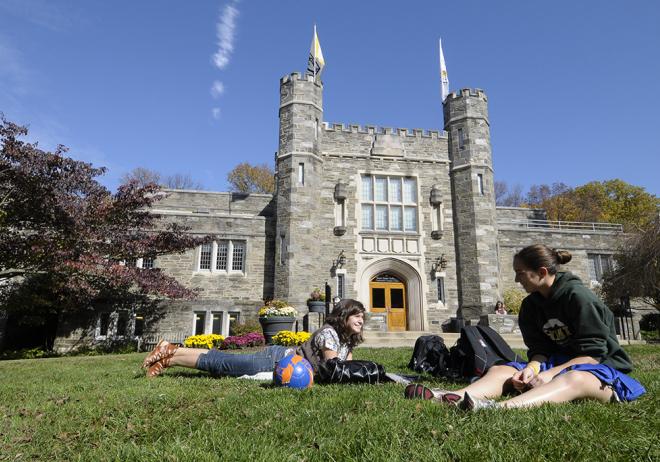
[307,25,325,80]
[439,38,449,101]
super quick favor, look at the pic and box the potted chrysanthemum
[307,288,326,313]
[258,299,297,344]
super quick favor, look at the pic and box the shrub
[184,334,225,349]
[230,319,262,336]
[272,330,311,346]
[0,347,58,360]
[221,332,265,349]
[639,312,660,332]
[503,287,527,315]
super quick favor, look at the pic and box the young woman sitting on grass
[406,244,646,410]
[142,299,365,378]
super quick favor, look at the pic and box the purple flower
[220,332,265,350]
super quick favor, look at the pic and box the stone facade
[51,71,626,351]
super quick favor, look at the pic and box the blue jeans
[195,346,291,377]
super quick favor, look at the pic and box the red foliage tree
[0,117,211,323]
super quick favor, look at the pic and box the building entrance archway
[370,274,406,331]
[359,258,425,331]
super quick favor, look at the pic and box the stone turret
[444,89,499,319]
[274,73,325,303]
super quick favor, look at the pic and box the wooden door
[370,274,407,331]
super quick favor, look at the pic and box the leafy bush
[184,334,225,349]
[221,332,264,349]
[0,347,59,360]
[230,319,262,336]
[639,312,660,332]
[503,287,527,315]
[272,330,311,346]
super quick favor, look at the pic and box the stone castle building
[52,71,624,350]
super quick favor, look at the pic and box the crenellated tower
[444,89,500,319]
[274,73,325,303]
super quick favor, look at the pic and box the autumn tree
[0,117,212,343]
[121,167,205,190]
[120,167,161,188]
[227,162,275,194]
[601,218,660,311]
[495,181,524,207]
[164,173,204,190]
[525,180,658,229]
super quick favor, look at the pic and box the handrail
[497,218,623,232]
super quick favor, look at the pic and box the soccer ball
[274,354,314,389]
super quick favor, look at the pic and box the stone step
[362,332,646,348]
[362,331,528,349]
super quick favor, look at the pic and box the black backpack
[448,325,522,380]
[407,335,450,377]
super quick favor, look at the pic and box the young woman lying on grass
[406,244,646,410]
[142,299,365,378]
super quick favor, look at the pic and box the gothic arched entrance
[359,257,425,331]
[369,273,407,331]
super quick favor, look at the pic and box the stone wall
[496,206,547,221]
[140,190,277,336]
[497,227,623,291]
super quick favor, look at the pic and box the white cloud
[0,39,30,98]
[210,80,225,98]
[212,108,221,119]
[212,2,239,70]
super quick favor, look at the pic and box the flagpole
[313,24,317,82]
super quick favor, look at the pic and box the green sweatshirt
[518,272,632,372]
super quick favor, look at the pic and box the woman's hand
[527,370,554,388]
[511,366,535,392]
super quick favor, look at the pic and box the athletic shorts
[505,355,646,402]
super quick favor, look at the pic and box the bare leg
[167,348,208,368]
[502,371,614,408]
[451,365,518,400]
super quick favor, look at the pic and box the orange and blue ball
[274,354,314,389]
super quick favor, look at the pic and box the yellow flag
[307,25,325,80]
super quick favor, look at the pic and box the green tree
[227,162,275,194]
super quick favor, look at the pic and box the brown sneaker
[142,340,178,369]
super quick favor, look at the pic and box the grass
[1,346,658,462]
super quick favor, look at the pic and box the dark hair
[325,299,366,348]
[495,301,503,308]
[514,244,572,274]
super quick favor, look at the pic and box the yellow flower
[184,334,225,349]
[272,330,311,346]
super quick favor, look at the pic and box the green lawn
[1,345,658,462]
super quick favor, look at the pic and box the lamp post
[431,254,448,274]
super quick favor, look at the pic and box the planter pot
[259,316,295,344]
[307,301,326,313]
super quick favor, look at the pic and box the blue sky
[1,0,658,196]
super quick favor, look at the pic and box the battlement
[444,88,487,102]
[323,122,447,139]
[280,72,323,87]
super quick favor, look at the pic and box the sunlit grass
[0,345,658,461]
